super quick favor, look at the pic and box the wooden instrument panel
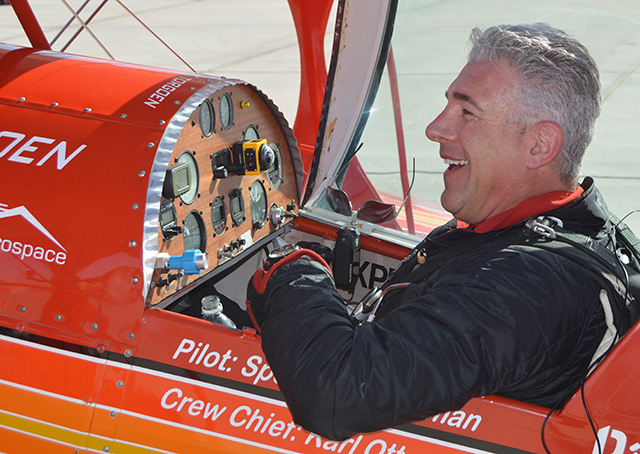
[147,83,301,306]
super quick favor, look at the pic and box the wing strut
[10,0,51,50]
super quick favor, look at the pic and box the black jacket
[259,178,609,440]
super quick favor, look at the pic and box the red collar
[456,186,585,234]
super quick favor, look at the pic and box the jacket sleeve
[258,249,603,440]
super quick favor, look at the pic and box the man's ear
[526,121,564,170]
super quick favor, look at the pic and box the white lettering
[241,354,277,385]
[173,338,195,359]
[230,406,296,438]
[364,440,386,454]
[432,410,482,433]
[161,387,226,421]
[0,131,25,158]
[0,130,85,170]
[203,402,226,421]
[0,236,66,266]
[145,76,193,109]
[160,387,181,409]
[36,142,86,170]
[8,136,54,164]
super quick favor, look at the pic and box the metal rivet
[103,446,110,452]
[92,323,99,330]
[50,102,58,107]
[18,97,25,102]
[131,277,139,284]
[129,332,135,339]
[189,87,195,91]
[129,241,137,248]
[55,314,62,321]
[83,107,92,113]
[110,410,117,418]
[132,203,139,210]
[124,350,133,358]
[138,170,146,177]
[19,306,26,312]
[97,344,106,353]
[147,142,155,148]
[174,100,180,105]
[116,380,124,388]
[120,113,127,118]
[158,120,165,125]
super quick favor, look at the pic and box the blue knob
[167,249,209,275]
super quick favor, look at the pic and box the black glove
[246,248,331,332]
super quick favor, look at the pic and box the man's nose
[425,110,455,143]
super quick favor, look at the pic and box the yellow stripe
[0,409,90,449]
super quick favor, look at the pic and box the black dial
[243,124,259,140]
[267,143,283,190]
[219,93,233,130]
[250,180,268,229]
[183,211,206,251]
[199,98,215,137]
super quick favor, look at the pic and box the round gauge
[267,143,283,190]
[199,98,215,137]
[177,151,199,205]
[243,124,259,140]
[210,196,227,236]
[250,179,268,229]
[183,211,206,251]
[219,93,233,130]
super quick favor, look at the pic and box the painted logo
[0,131,86,170]
[0,203,67,265]
[594,426,640,454]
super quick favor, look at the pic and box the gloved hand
[246,248,331,332]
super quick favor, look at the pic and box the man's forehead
[446,60,519,108]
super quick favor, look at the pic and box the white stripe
[386,426,501,454]
[0,334,499,453]
[0,333,107,366]
[128,363,288,407]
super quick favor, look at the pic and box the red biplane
[0,0,638,453]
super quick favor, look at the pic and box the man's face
[425,60,535,224]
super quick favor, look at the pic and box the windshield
[339,0,640,236]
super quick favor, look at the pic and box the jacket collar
[455,177,605,235]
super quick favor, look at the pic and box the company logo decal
[0,203,67,265]
[0,131,86,170]
[144,76,193,109]
[594,426,639,454]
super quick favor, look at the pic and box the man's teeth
[444,159,468,166]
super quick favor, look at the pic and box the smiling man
[246,24,630,441]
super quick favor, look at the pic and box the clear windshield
[340,0,640,236]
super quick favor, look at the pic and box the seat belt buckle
[525,216,560,239]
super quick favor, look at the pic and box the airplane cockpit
[142,80,304,325]
[2,1,640,453]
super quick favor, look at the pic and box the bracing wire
[113,0,197,72]
[54,0,197,72]
[59,0,114,60]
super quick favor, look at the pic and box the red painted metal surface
[0,45,210,348]
[8,0,51,50]
[287,0,333,173]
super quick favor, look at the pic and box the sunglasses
[326,159,415,225]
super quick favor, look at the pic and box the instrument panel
[147,83,301,306]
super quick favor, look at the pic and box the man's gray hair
[468,23,601,185]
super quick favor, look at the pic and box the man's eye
[462,108,473,115]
